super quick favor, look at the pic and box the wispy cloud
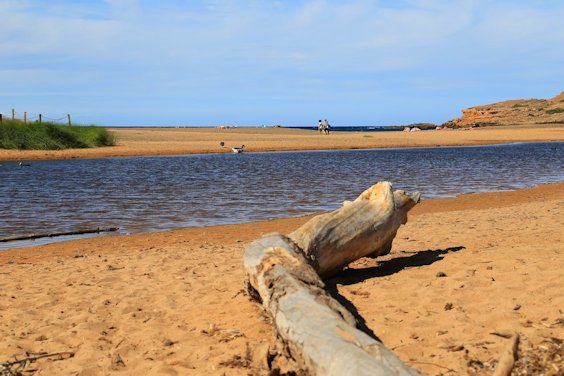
[1,0,563,125]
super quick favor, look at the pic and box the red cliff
[444,92,564,127]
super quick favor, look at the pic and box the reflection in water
[0,142,562,249]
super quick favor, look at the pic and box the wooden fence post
[12,108,15,120]
[0,113,3,124]
[24,112,27,125]
[67,114,71,126]
[39,114,42,124]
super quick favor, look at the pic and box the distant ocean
[110,126,422,132]
[289,126,409,132]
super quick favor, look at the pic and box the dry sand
[0,124,563,161]
[1,183,562,375]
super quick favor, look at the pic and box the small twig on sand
[114,338,126,349]
[406,360,455,373]
[493,333,520,376]
[1,352,74,375]
[490,331,513,339]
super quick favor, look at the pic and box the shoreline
[1,183,562,374]
[1,124,563,161]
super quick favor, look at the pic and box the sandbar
[0,124,563,161]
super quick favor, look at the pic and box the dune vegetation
[0,120,115,150]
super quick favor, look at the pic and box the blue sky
[1,0,563,127]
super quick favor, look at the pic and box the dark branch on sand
[0,227,119,243]
[1,352,74,375]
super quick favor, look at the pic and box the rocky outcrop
[444,92,564,127]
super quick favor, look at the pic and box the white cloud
[5,1,556,71]
[1,0,563,125]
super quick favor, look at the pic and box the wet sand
[0,124,563,161]
[1,183,562,375]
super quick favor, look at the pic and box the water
[290,125,426,132]
[1,142,563,249]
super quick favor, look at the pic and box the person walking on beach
[323,119,331,135]
[318,119,324,134]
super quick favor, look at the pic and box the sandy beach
[1,183,562,375]
[0,124,563,161]
[1,125,563,374]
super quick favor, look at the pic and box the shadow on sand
[325,246,465,341]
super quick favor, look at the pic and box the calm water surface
[1,142,563,249]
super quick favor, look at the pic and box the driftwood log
[244,181,422,375]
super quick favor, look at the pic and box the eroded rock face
[444,92,564,127]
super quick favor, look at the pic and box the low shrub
[545,107,564,115]
[0,120,115,150]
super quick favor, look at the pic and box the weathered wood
[0,227,119,243]
[244,182,421,375]
[289,181,420,278]
[493,333,519,376]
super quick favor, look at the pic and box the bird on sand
[232,145,245,153]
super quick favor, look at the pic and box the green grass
[545,107,564,115]
[0,120,115,150]
[512,103,528,108]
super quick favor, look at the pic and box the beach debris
[201,324,244,342]
[248,342,271,371]
[490,332,513,339]
[219,343,252,369]
[219,141,225,147]
[244,181,421,375]
[162,339,176,347]
[513,304,522,311]
[114,338,125,349]
[511,337,562,375]
[444,302,454,311]
[444,344,465,352]
[436,271,447,277]
[202,323,219,336]
[0,352,74,375]
[474,340,495,349]
[350,289,370,298]
[493,333,519,376]
[112,353,126,368]
[106,265,124,271]
[467,358,488,373]
[0,227,119,243]
[219,329,244,343]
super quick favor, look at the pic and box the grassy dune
[0,120,115,150]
